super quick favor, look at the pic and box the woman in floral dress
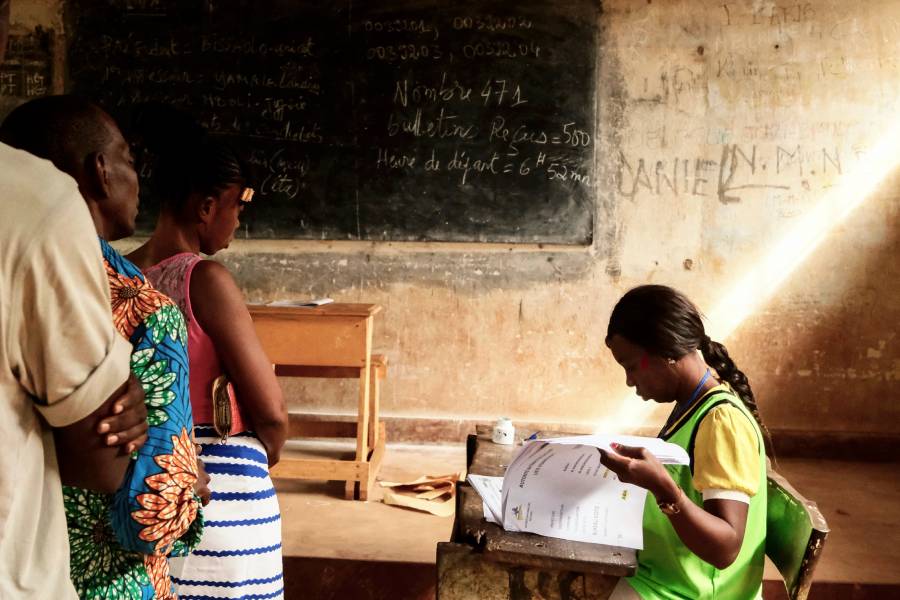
[0,96,204,599]
[65,241,204,600]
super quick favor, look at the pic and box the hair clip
[240,187,255,203]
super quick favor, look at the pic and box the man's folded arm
[13,199,144,492]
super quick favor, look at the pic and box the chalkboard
[67,0,597,244]
[0,27,55,117]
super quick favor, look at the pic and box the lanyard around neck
[660,368,712,436]
[687,369,712,407]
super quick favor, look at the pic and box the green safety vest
[627,385,766,599]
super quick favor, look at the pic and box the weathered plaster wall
[9,0,899,435]
[597,0,900,434]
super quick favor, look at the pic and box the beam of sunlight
[599,117,900,434]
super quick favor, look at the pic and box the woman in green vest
[601,285,772,600]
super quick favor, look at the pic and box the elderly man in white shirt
[0,2,151,597]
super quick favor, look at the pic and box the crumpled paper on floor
[379,472,463,517]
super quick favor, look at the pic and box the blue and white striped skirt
[171,427,284,600]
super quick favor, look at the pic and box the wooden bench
[248,303,387,500]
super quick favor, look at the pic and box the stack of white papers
[536,434,689,464]
[266,298,334,307]
[467,474,503,525]
[467,434,689,550]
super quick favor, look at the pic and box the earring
[666,358,676,365]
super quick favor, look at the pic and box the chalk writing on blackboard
[0,28,54,111]
[68,0,597,244]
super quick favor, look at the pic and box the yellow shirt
[693,400,761,500]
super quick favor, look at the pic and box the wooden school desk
[437,426,637,599]
[247,303,386,500]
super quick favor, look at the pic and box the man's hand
[194,452,212,506]
[56,374,146,492]
[96,373,147,454]
[599,443,680,503]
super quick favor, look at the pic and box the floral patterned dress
[63,239,203,600]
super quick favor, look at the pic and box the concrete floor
[277,440,465,564]
[275,441,900,593]
[767,457,900,586]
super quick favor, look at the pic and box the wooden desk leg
[364,422,386,501]
[345,360,371,500]
[368,364,380,453]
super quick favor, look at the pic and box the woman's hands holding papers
[599,443,681,505]
[600,443,749,569]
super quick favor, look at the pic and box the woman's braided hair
[130,103,247,214]
[606,284,774,458]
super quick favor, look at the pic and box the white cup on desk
[492,417,515,445]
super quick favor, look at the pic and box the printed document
[467,434,689,549]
